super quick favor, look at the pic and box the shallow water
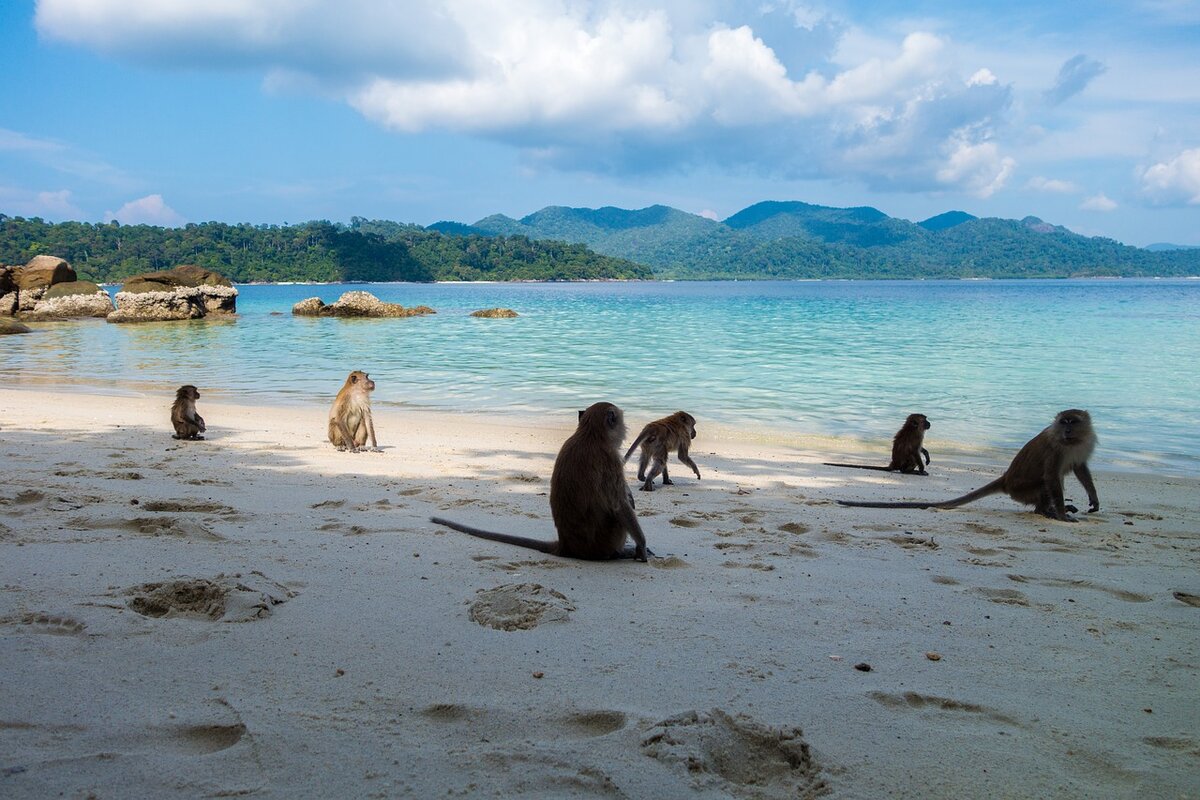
[3,279,1197,475]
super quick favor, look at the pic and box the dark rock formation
[470,308,519,318]
[0,317,32,334]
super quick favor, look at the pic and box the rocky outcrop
[470,308,519,318]
[6,255,78,313]
[292,291,436,318]
[24,281,114,320]
[108,265,237,323]
[0,267,16,316]
[0,317,32,335]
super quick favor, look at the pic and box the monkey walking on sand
[432,402,650,561]
[824,413,931,475]
[623,410,701,491]
[171,385,206,440]
[328,370,380,452]
[838,409,1099,522]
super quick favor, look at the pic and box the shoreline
[2,386,1198,798]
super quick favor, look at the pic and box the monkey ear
[606,408,618,427]
[578,409,585,421]
[350,374,358,383]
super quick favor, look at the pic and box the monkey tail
[430,517,558,554]
[836,477,1005,510]
[822,462,894,472]
[622,432,652,463]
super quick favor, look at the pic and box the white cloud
[0,186,85,219]
[967,68,998,87]
[1080,193,1118,211]
[1044,54,1106,106]
[104,194,185,226]
[33,1,1018,195]
[936,135,1015,197]
[1139,148,1200,205]
[1026,176,1079,193]
[697,208,719,220]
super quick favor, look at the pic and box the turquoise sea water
[2,279,1197,475]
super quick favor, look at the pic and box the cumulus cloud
[0,186,85,219]
[1080,193,1118,211]
[1026,176,1079,193]
[104,194,185,226]
[1044,54,1107,106]
[1139,148,1200,205]
[34,0,1019,195]
[936,135,1015,198]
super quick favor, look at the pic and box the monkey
[170,385,206,440]
[622,411,701,491]
[824,413,931,475]
[837,409,1099,522]
[432,402,649,561]
[327,370,379,452]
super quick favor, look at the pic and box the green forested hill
[0,215,651,283]
[4,202,1197,282]
[464,202,1200,279]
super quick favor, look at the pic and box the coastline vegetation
[3,202,1198,283]
[0,215,650,284]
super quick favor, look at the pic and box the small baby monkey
[171,385,206,440]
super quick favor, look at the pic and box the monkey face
[1056,410,1090,442]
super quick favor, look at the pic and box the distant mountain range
[429,201,1200,279]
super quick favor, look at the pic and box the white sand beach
[1,387,1197,798]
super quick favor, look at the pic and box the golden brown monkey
[623,411,701,491]
[432,402,649,561]
[327,370,379,452]
[838,409,1099,522]
[170,385,206,440]
[825,413,931,474]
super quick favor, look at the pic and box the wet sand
[1,387,1197,798]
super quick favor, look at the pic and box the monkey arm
[1074,464,1100,512]
[922,448,930,465]
[366,412,380,451]
[677,447,701,479]
[616,503,648,562]
[1045,464,1074,521]
[194,414,206,432]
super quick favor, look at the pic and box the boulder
[0,317,32,335]
[292,291,436,318]
[14,255,76,311]
[108,265,237,323]
[0,267,16,316]
[470,308,519,318]
[24,281,115,320]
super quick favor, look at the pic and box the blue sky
[2,0,1198,246]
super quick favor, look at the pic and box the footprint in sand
[1143,736,1200,756]
[158,722,247,755]
[1172,591,1200,607]
[141,500,239,515]
[868,691,1021,727]
[669,516,701,528]
[0,613,87,636]
[468,583,575,631]
[720,560,776,571]
[420,703,627,739]
[123,572,294,622]
[888,534,938,550]
[779,522,810,535]
[310,499,345,509]
[641,709,827,799]
[974,587,1031,606]
[1007,574,1152,603]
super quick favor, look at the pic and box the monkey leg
[661,463,673,486]
[637,449,650,482]
[640,458,665,491]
